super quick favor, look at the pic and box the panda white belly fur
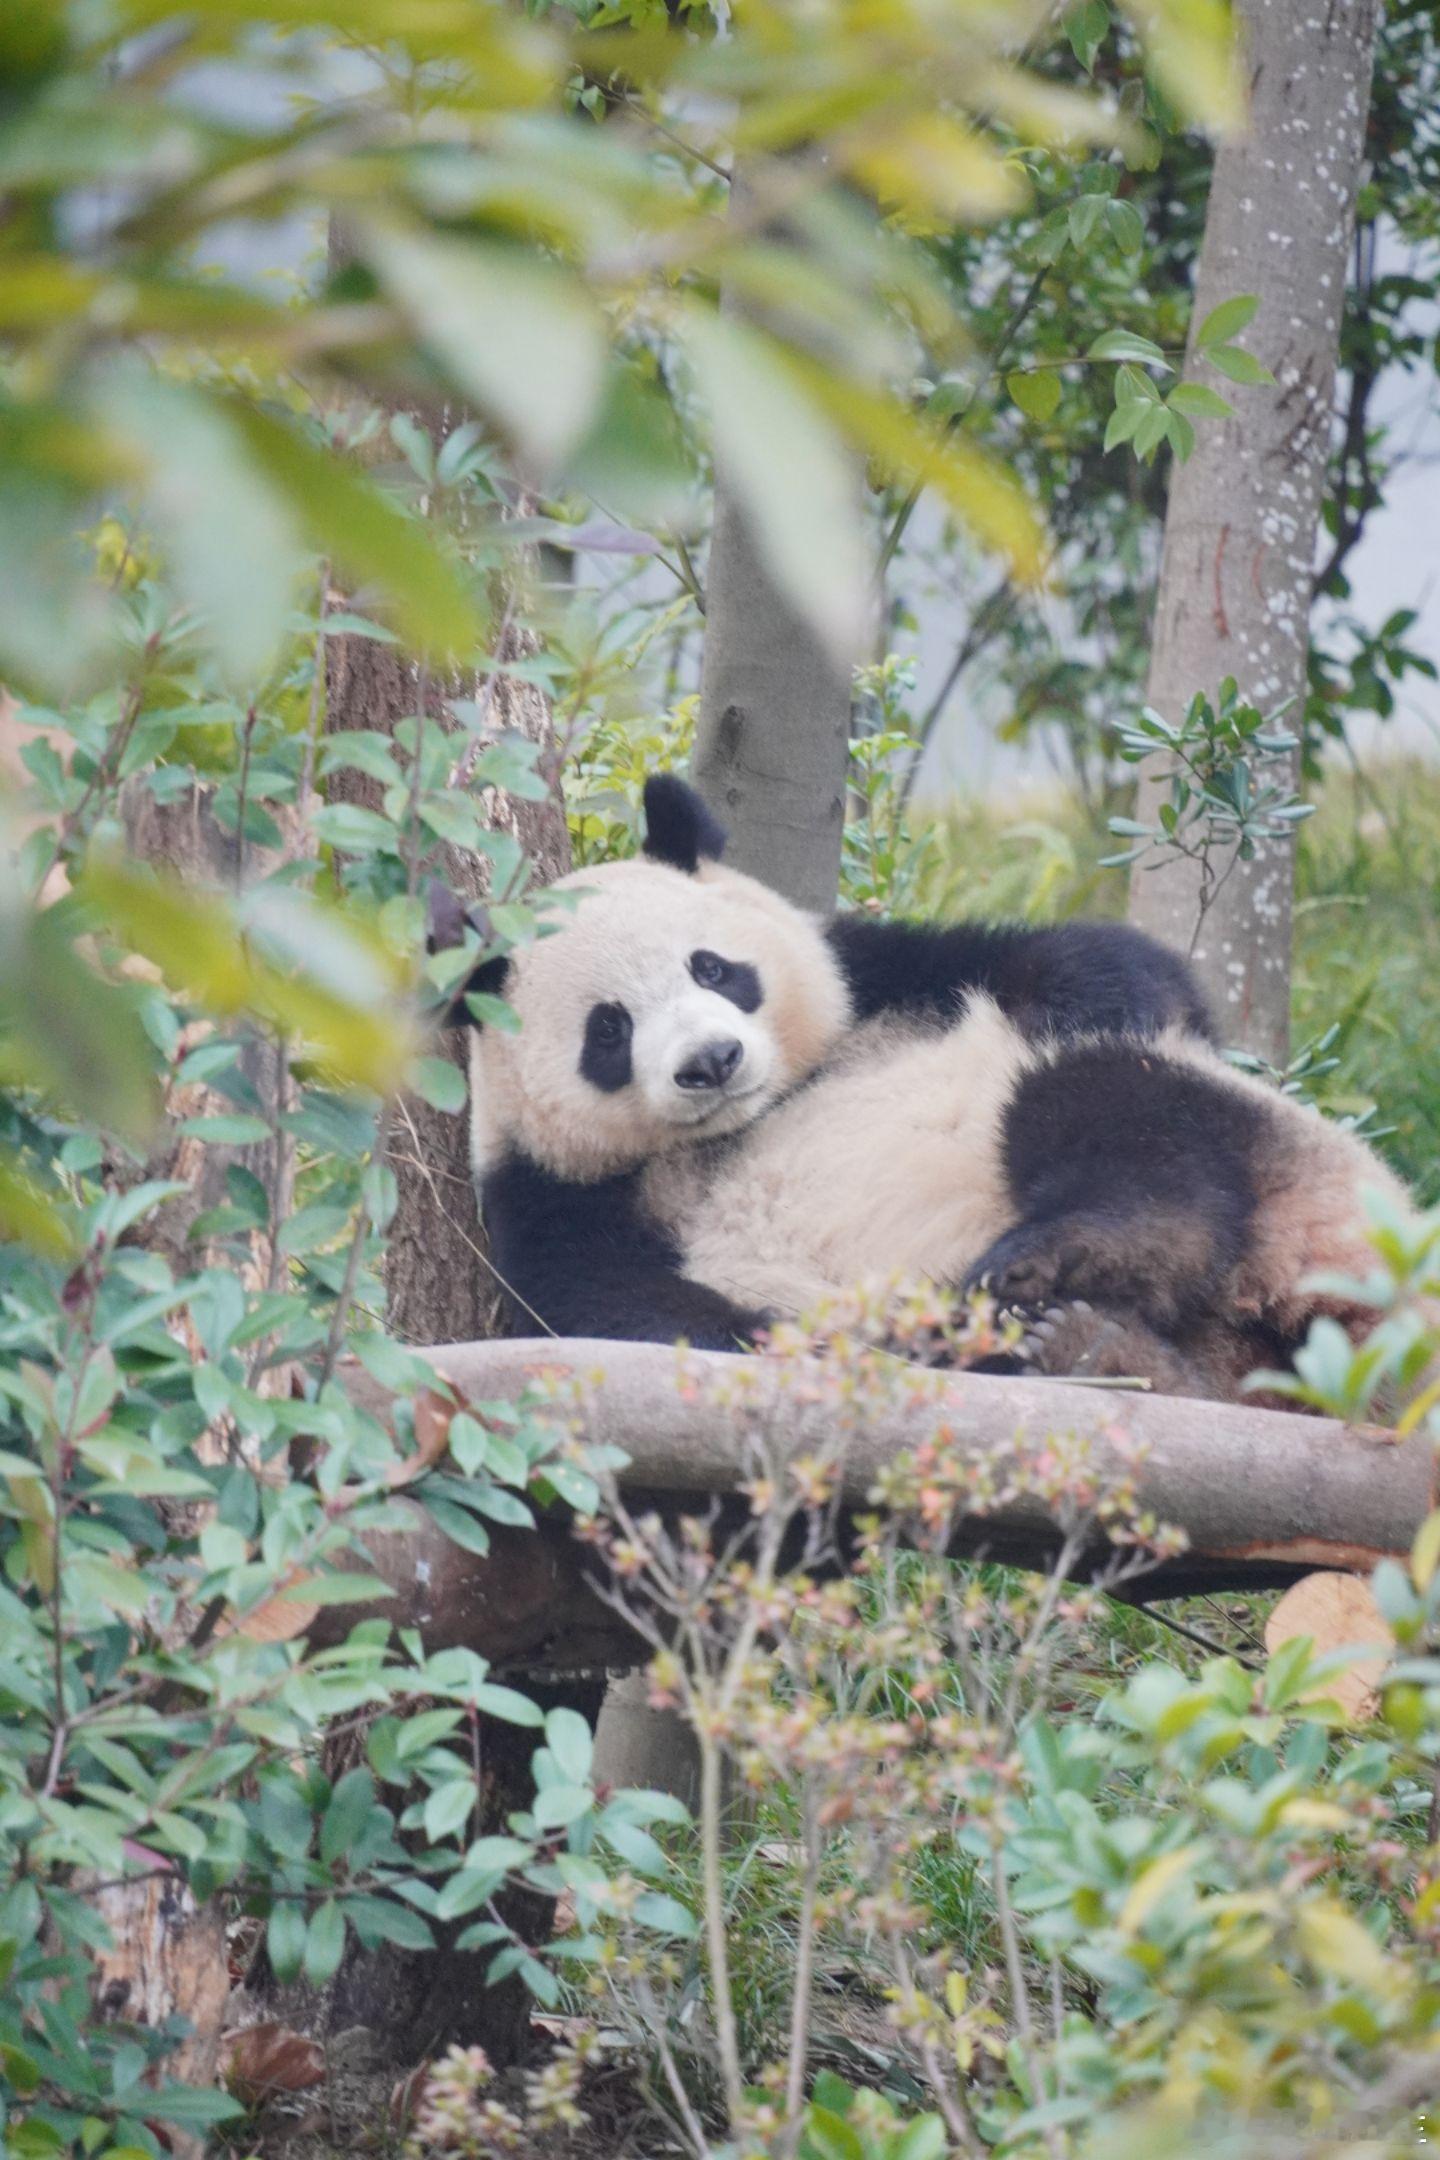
[641,999,1029,1320]
[640,993,1414,1336]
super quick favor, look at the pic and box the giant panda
[434,775,1411,1401]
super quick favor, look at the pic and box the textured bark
[241,1678,605,2072]
[87,1875,230,2160]
[120,782,296,1287]
[96,785,302,2130]
[1127,0,1380,1062]
[324,603,570,1345]
[693,485,858,912]
[320,544,572,2068]
[330,1340,1438,1627]
[691,168,865,916]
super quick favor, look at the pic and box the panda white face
[467,856,851,1183]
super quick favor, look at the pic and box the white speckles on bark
[1127,0,1380,1066]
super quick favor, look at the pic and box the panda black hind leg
[967,1035,1269,1339]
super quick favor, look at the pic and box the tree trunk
[690,168,866,919]
[120,781,297,1293]
[1127,0,1380,1063]
[92,784,305,2136]
[693,484,859,912]
[324,603,570,1345]
[317,585,576,2066]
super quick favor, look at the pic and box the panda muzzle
[673,1039,745,1092]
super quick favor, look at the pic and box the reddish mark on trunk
[1200,1535,1402,1574]
[1212,523,1230,639]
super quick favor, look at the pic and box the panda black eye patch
[689,949,762,1014]
[580,1001,634,1092]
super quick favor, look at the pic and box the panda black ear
[426,882,511,1029]
[426,881,473,956]
[453,952,511,1029]
[642,775,727,874]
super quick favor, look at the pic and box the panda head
[437,776,851,1183]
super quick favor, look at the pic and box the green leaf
[320,1768,377,1868]
[465,991,522,1034]
[1114,362,1161,406]
[1207,342,1276,386]
[631,1890,698,1938]
[1167,381,1234,421]
[544,1706,594,1786]
[1006,370,1061,423]
[537,1458,600,1514]
[82,858,415,1095]
[795,347,1044,581]
[1088,328,1169,369]
[310,803,397,855]
[894,2118,948,2160]
[276,1203,353,1256]
[434,1866,507,1921]
[530,1783,594,1831]
[1132,402,1172,460]
[302,1899,347,1987]
[176,1113,271,1147]
[423,1495,492,1557]
[1131,0,1243,132]
[93,363,306,689]
[278,1572,391,1607]
[424,1779,477,1844]
[1165,408,1196,462]
[143,2088,244,2129]
[804,2103,865,2160]
[1196,293,1259,347]
[564,362,695,523]
[345,1895,433,1951]
[1065,0,1110,71]
[227,398,479,664]
[474,1683,544,1727]
[364,225,606,475]
[266,1900,307,1983]
[0,1153,76,1259]
[599,1818,667,1878]
[1067,194,1105,249]
[1104,197,1144,253]
[411,1056,467,1113]
[464,1834,536,1874]
[0,893,158,1142]
[679,305,869,660]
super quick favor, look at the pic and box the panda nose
[674,1038,744,1092]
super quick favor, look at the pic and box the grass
[1293,762,1440,1201]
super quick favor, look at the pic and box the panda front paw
[966,1224,1080,1314]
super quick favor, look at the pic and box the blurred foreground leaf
[82,861,417,1095]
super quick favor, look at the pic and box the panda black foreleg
[966,1039,1267,1336]
[482,1152,768,1352]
